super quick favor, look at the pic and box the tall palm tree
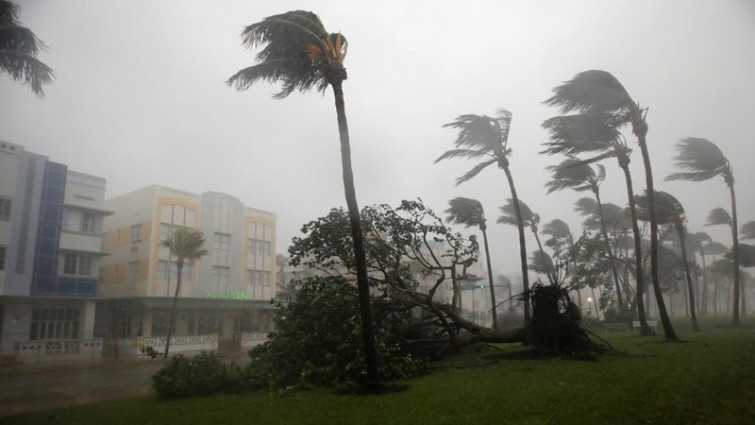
[161,227,207,357]
[546,158,624,308]
[542,71,673,339]
[436,109,531,324]
[636,191,700,331]
[497,198,556,284]
[445,197,498,328]
[667,137,742,326]
[227,10,379,383]
[0,0,53,96]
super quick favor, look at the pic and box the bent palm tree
[667,137,742,325]
[546,158,624,308]
[437,109,531,324]
[497,198,556,284]
[542,72,670,338]
[227,10,379,383]
[445,197,498,328]
[161,228,207,357]
[637,191,700,331]
[0,0,53,96]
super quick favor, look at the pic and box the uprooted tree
[249,199,607,388]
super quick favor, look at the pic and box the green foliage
[152,352,260,399]
[247,276,428,389]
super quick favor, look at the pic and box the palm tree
[704,240,729,315]
[445,197,498,328]
[542,71,673,339]
[667,137,742,325]
[161,227,207,357]
[227,10,380,383]
[497,198,557,284]
[0,0,53,96]
[636,191,700,331]
[541,218,581,306]
[546,158,624,308]
[691,231,712,315]
[436,109,531,324]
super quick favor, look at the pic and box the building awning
[97,297,278,311]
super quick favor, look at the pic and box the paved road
[0,358,167,418]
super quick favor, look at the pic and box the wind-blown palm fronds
[740,221,755,240]
[667,137,742,325]
[706,207,732,227]
[438,108,532,324]
[0,0,54,96]
[445,197,498,328]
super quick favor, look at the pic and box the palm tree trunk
[481,226,498,329]
[699,247,708,315]
[164,263,182,357]
[728,182,741,326]
[501,164,530,325]
[677,226,700,331]
[331,82,379,385]
[594,189,624,309]
[618,159,652,335]
[636,135,678,341]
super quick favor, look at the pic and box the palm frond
[666,137,729,182]
[455,158,497,185]
[0,2,54,97]
[443,114,502,152]
[540,113,624,155]
[706,207,732,227]
[228,10,343,98]
[635,190,685,226]
[724,243,755,268]
[445,197,485,228]
[704,241,728,256]
[574,197,598,216]
[741,221,755,240]
[544,157,597,194]
[542,219,572,240]
[498,198,534,226]
[434,148,490,163]
[530,250,555,274]
[544,70,632,114]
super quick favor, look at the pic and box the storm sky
[2,0,754,280]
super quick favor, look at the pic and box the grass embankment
[3,318,754,425]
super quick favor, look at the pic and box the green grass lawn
[3,318,755,425]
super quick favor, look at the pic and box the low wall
[14,339,104,363]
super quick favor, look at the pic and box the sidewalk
[0,357,166,418]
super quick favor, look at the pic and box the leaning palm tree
[544,70,674,339]
[0,0,54,96]
[636,191,700,331]
[436,109,531,324]
[446,197,498,328]
[667,137,742,326]
[227,10,379,383]
[161,227,207,357]
[704,240,729,315]
[498,199,558,285]
[546,158,624,309]
[691,231,712,315]
[541,115,656,336]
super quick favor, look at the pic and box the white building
[0,141,110,363]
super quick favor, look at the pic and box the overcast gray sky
[2,0,754,280]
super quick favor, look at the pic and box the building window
[0,246,5,271]
[30,308,79,340]
[63,254,91,276]
[247,269,270,287]
[0,198,10,221]
[131,224,142,243]
[248,238,271,258]
[214,233,231,251]
[212,266,229,284]
[128,261,140,282]
[160,223,172,241]
[81,212,95,233]
[158,260,190,281]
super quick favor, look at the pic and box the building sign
[205,290,247,300]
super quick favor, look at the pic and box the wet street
[0,359,166,418]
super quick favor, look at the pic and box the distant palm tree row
[437,70,751,341]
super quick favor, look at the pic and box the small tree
[161,228,207,357]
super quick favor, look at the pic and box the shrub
[152,351,261,399]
